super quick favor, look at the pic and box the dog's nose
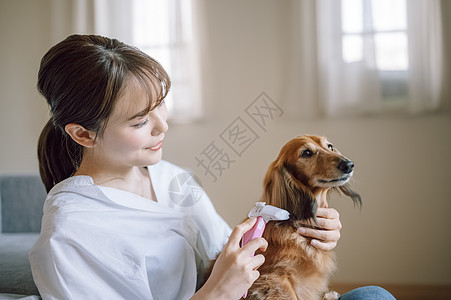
[338,159,354,174]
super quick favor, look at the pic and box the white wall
[0,0,52,173]
[1,0,450,287]
[164,114,451,286]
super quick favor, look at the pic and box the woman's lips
[150,141,163,151]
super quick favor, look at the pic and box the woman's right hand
[195,217,268,300]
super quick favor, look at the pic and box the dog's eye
[328,144,334,151]
[301,149,313,158]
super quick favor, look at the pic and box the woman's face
[92,76,168,169]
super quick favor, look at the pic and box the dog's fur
[206,135,361,299]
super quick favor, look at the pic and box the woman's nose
[151,110,168,136]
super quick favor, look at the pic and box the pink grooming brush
[241,202,290,298]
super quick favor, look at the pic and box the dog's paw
[323,290,340,300]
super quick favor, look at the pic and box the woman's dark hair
[37,34,171,192]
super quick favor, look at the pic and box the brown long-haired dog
[207,135,362,299]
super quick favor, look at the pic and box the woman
[29,34,393,300]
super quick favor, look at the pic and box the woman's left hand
[297,207,342,251]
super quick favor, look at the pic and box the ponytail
[38,119,83,192]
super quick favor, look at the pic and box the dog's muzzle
[337,159,354,174]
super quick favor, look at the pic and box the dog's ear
[262,161,317,222]
[339,184,362,207]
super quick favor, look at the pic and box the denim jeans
[339,286,396,300]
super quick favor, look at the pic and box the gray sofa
[0,174,46,298]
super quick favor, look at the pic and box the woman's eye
[133,119,149,128]
[301,149,313,158]
[328,144,334,151]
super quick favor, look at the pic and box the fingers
[316,207,339,219]
[314,216,342,230]
[226,217,258,249]
[310,240,338,251]
[310,207,342,230]
[205,218,267,299]
[299,208,341,230]
[298,207,342,251]
[245,270,261,287]
[297,226,341,243]
[249,254,265,270]
[242,237,268,256]
[298,227,339,251]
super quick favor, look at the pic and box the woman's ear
[64,124,97,148]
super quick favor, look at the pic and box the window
[131,0,201,122]
[341,0,408,103]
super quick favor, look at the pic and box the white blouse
[29,160,231,300]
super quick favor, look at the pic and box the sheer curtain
[406,0,443,113]
[285,0,444,118]
[316,0,381,116]
[50,0,202,123]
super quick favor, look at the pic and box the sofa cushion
[0,294,40,299]
[0,175,46,233]
[0,233,40,296]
